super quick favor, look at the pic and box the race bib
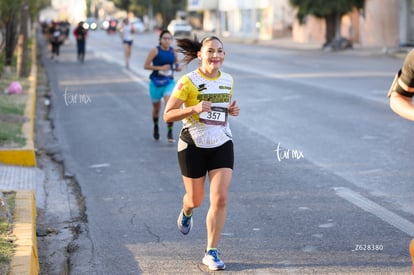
[158,69,173,77]
[200,106,228,125]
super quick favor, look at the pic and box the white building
[188,0,414,48]
[51,0,86,24]
[188,0,293,40]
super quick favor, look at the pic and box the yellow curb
[9,190,39,275]
[0,31,37,167]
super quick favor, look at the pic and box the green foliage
[1,0,21,66]
[0,59,29,148]
[113,0,132,12]
[0,87,28,147]
[28,0,49,22]
[0,192,16,275]
[290,0,364,21]
[0,0,21,23]
[0,121,26,147]
[0,0,44,45]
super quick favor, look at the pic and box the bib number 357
[200,107,228,125]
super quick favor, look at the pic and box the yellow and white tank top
[172,69,234,148]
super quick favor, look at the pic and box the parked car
[167,20,192,36]
[131,18,145,33]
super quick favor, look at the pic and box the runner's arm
[164,96,209,123]
[389,92,414,121]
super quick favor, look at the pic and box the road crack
[35,52,92,275]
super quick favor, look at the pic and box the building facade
[187,0,414,48]
[188,0,292,40]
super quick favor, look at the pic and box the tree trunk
[0,29,5,51]
[324,13,336,47]
[17,1,29,78]
[4,16,18,74]
[324,12,352,51]
[334,11,342,40]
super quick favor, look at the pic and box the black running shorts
[177,139,234,178]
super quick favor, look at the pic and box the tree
[17,0,29,77]
[290,0,364,50]
[150,0,185,28]
[0,0,47,76]
[113,0,132,13]
[0,0,21,74]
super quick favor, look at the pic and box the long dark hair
[176,35,223,64]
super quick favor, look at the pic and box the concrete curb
[0,32,37,167]
[9,190,39,275]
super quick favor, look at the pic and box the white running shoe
[177,209,192,235]
[202,249,225,271]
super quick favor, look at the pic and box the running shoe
[153,125,160,140]
[202,249,225,271]
[177,209,192,235]
[167,129,174,143]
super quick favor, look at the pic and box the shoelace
[208,250,221,262]
[182,214,191,226]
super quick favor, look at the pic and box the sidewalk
[0,165,44,204]
[241,36,412,58]
[0,165,42,274]
[194,30,412,58]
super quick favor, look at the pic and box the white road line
[89,163,110,169]
[334,187,414,237]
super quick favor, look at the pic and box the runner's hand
[193,101,211,114]
[228,100,240,116]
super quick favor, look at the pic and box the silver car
[167,20,192,36]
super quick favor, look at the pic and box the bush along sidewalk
[0,35,37,166]
[0,76,30,148]
[0,191,16,275]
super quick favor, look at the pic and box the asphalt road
[39,29,413,274]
